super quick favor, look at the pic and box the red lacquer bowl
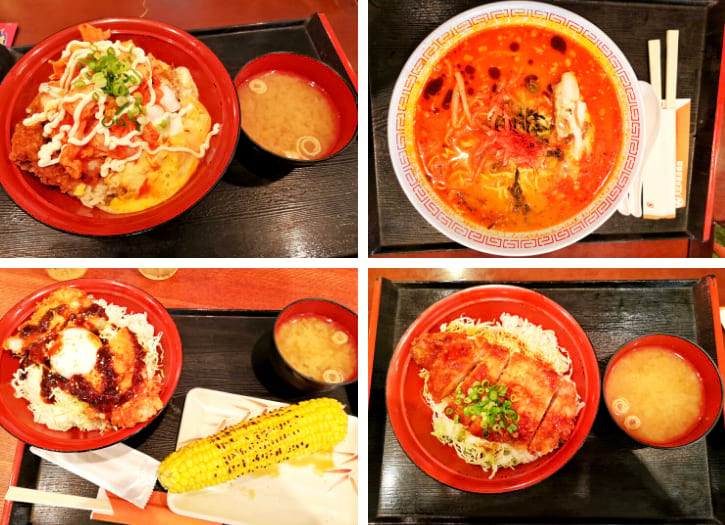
[0,279,182,451]
[604,334,723,448]
[386,285,600,493]
[0,18,240,236]
[233,52,357,165]
[272,298,358,392]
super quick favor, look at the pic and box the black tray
[0,14,358,258]
[369,277,724,524]
[5,308,358,525]
[369,0,721,255]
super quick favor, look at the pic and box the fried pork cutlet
[410,332,471,370]
[424,336,491,402]
[448,343,512,441]
[2,287,93,358]
[10,94,85,195]
[111,377,163,428]
[108,327,138,393]
[496,351,561,445]
[529,377,578,455]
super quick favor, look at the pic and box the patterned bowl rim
[387,0,644,256]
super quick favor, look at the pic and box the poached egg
[50,327,102,379]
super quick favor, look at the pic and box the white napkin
[30,443,159,509]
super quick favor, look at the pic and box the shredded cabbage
[11,296,163,432]
[422,313,581,476]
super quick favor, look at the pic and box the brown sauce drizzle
[20,305,67,336]
[39,330,147,414]
[14,300,148,416]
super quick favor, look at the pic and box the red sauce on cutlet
[40,331,147,413]
[24,303,149,415]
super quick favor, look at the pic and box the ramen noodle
[414,25,624,231]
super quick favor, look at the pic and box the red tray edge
[368,277,384,400]
[705,26,725,241]
[317,12,357,92]
[709,276,725,427]
[1,441,26,525]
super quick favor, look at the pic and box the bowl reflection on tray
[233,52,357,170]
[604,334,723,449]
[387,1,645,256]
[271,298,358,393]
[0,17,240,236]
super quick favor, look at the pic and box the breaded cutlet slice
[529,377,578,455]
[448,343,512,440]
[107,327,139,393]
[410,332,472,370]
[497,351,561,445]
[426,336,490,402]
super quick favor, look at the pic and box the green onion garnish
[449,380,520,437]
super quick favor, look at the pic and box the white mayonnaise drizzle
[23,37,217,177]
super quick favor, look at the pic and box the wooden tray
[369,0,720,254]
[368,277,725,523]
[0,14,358,257]
[1,308,358,525]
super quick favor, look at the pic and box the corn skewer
[158,397,348,493]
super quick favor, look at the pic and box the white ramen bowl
[387,1,645,256]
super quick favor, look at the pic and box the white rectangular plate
[166,388,357,525]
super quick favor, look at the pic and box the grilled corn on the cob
[158,397,348,493]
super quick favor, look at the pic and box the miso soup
[238,71,341,160]
[276,314,356,383]
[605,346,704,445]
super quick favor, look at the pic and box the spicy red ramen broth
[414,25,624,231]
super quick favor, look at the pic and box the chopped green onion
[445,408,453,416]
[453,414,460,424]
[116,102,131,115]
